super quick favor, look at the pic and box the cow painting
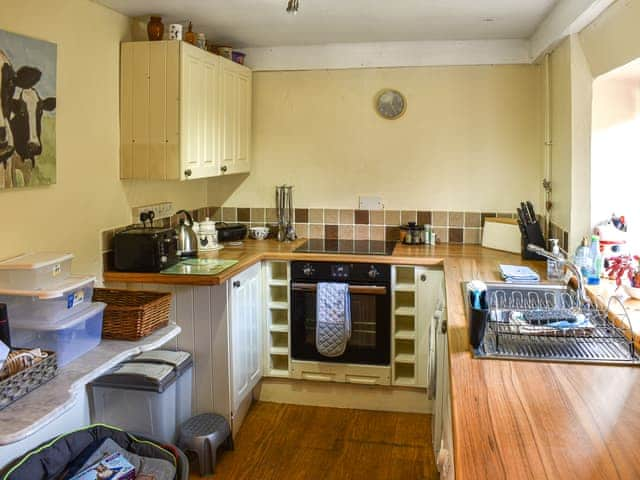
[0,29,56,189]
[10,87,56,185]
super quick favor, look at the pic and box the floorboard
[189,401,438,480]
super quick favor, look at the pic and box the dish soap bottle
[574,237,592,277]
[547,238,565,281]
[587,235,602,285]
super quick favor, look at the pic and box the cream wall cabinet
[220,60,252,175]
[120,41,251,180]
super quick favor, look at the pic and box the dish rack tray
[479,286,639,365]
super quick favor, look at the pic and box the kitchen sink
[462,281,640,365]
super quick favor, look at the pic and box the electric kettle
[175,210,198,257]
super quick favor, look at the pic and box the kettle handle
[176,209,194,226]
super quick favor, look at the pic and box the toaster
[113,227,179,272]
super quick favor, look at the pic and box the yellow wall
[212,65,544,211]
[547,0,640,249]
[549,38,573,232]
[0,0,208,276]
[580,0,640,78]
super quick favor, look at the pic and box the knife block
[520,222,546,261]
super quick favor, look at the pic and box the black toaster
[113,227,179,272]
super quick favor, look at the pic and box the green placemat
[161,258,239,275]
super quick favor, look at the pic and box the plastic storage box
[128,350,193,429]
[89,362,178,444]
[0,275,95,325]
[0,253,73,290]
[10,302,105,367]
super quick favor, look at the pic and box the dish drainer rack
[473,284,639,365]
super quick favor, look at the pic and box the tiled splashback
[100,205,571,272]
[198,206,522,245]
[102,206,572,251]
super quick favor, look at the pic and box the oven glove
[316,282,351,357]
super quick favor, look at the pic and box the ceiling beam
[243,39,530,71]
[529,0,616,61]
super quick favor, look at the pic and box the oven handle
[291,282,388,296]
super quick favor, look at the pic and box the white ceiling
[95,0,560,48]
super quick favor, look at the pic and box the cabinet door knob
[220,165,228,173]
[233,280,241,288]
[420,274,427,282]
[184,169,192,177]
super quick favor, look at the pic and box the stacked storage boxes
[0,253,105,367]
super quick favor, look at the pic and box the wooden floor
[189,402,438,480]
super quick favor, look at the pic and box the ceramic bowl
[624,284,640,299]
[249,227,270,240]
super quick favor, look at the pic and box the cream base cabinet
[228,263,263,426]
[120,41,252,180]
[391,266,444,388]
[220,60,252,175]
[433,297,454,479]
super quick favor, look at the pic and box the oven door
[290,282,391,365]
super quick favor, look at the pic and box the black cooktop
[294,239,396,256]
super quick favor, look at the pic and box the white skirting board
[256,378,432,414]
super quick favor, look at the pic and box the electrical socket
[359,196,384,210]
[132,202,173,224]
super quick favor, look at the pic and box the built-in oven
[290,261,391,365]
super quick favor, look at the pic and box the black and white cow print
[0,48,53,188]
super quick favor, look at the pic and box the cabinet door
[180,44,220,180]
[220,60,252,175]
[233,70,251,174]
[415,269,444,387]
[121,41,180,180]
[229,263,262,412]
[220,67,237,174]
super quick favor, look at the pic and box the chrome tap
[526,244,590,307]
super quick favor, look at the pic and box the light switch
[359,196,384,210]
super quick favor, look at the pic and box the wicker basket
[0,351,57,411]
[93,288,172,341]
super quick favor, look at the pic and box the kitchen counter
[0,324,181,446]
[103,239,449,286]
[104,241,640,479]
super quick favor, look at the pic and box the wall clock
[374,89,406,120]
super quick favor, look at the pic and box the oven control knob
[368,266,379,279]
[303,264,315,276]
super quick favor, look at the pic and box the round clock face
[375,89,406,119]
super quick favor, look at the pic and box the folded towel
[499,264,540,283]
[316,282,351,357]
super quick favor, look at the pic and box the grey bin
[127,350,194,430]
[89,362,178,444]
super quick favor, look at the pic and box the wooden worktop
[104,241,640,479]
[103,239,451,285]
[444,254,640,480]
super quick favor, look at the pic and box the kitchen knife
[526,201,537,224]
[520,202,532,224]
[517,207,528,226]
